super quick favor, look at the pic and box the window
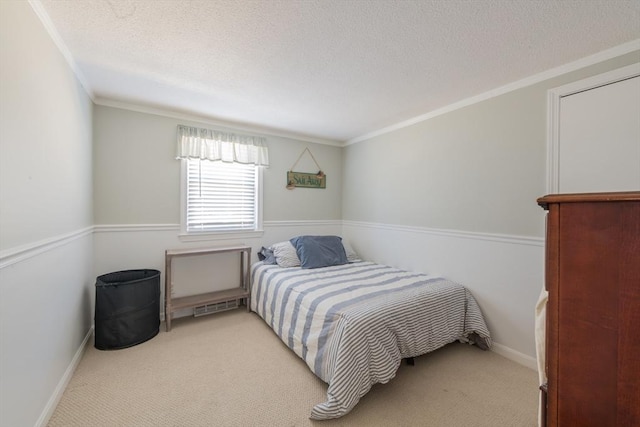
[184,160,261,234]
[176,124,268,238]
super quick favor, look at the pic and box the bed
[250,237,492,420]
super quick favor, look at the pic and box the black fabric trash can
[94,269,160,350]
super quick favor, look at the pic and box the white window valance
[176,125,269,166]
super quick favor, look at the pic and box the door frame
[546,63,640,193]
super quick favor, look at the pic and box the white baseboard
[35,326,94,427]
[491,341,538,371]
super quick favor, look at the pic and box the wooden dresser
[537,192,640,427]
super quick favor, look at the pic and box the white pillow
[341,240,360,262]
[270,241,301,267]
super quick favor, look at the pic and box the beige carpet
[48,310,538,426]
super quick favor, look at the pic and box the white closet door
[558,75,640,193]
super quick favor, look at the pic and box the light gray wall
[0,6,93,251]
[93,105,342,225]
[92,106,343,327]
[343,51,640,238]
[0,2,94,426]
[92,104,344,319]
[1,3,636,424]
[342,50,640,360]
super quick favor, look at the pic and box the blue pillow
[290,235,348,269]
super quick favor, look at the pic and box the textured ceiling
[37,0,640,143]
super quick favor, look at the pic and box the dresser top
[537,191,640,209]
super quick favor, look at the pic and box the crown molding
[21,2,640,148]
[93,97,343,147]
[28,0,95,100]
[346,39,640,146]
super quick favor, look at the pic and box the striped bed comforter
[250,261,492,420]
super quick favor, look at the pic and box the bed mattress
[250,261,492,419]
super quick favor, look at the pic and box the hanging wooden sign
[286,147,326,189]
[287,171,326,189]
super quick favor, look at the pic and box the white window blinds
[186,160,258,232]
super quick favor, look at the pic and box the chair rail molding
[342,220,544,247]
[0,226,94,269]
